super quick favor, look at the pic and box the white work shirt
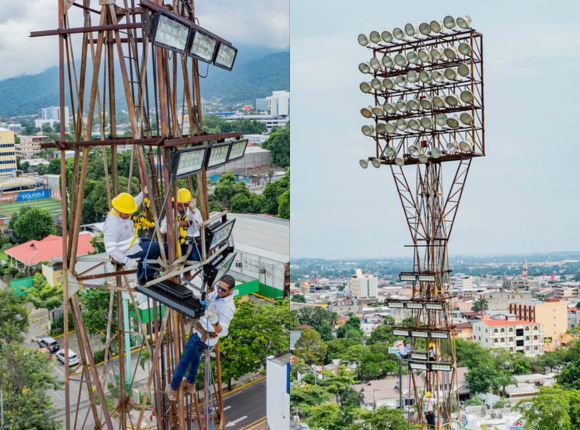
[424,398,435,413]
[159,207,203,238]
[103,192,144,265]
[196,291,236,347]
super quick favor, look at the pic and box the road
[223,378,267,429]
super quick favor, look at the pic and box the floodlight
[407,99,420,112]
[419,22,431,36]
[410,362,428,371]
[418,153,428,164]
[435,114,448,127]
[446,142,458,154]
[458,42,472,57]
[457,64,470,77]
[360,107,373,118]
[418,274,436,282]
[383,102,397,114]
[444,68,458,81]
[369,30,381,44]
[407,70,419,84]
[396,101,408,113]
[393,27,405,40]
[411,331,429,338]
[385,146,397,157]
[432,71,444,83]
[430,48,443,62]
[396,119,407,131]
[446,116,460,129]
[206,143,231,169]
[425,303,444,310]
[419,71,431,83]
[205,217,236,252]
[459,140,473,153]
[381,31,393,43]
[383,78,395,90]
[400,273,417,282]
[393,329,409,336]
[173,147,207,178]
[358,63,372,73]
[412,352,428,361]
[357,33,369,46]
[361,125,374,136]
[385,123,397,134]
[404,23,416,37]
[460,112,473,125]
[445,94,460,107]
[189,30,218,63]
[420,117,433,129]
[228,139,248,162]
[409,145,421,156]
[460,90,474,103]
[394,54,407,68]
[407,51,420,65]
[204,251,236,289]
[150,13,191,53]
[376,123,387,134]
[369,57,381,71]
[431,363,452,372]
[360,82,372,93]
[371,78,383,90]
[443,47,458,61]
[395,76,407,88]
[456,16,472,29]
[214,43,238,71]
[431,147,442,159]
[430,20,442,33]
[406,119,419,131]
[418,49,430,63]
[395,157,405,166]
[382,54,395,68]
[443,16,456,30]
[387,301,405,309]
[359,159,369,169]
[431,331,449,339]
[432,96,445,109]
[369,158,380,168]
[420,98,433,110]
[406,302,423,310]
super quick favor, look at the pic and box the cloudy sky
[0,0,289,80]
[291,0,580,258]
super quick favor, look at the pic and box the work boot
[183,380,196,395]
[165,385,177,401]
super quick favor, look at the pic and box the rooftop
[476,318,536,327]
[230,213,289,263]
[6,233,94,266]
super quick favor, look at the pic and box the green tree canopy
[26,273,63,312]
[294,306,337,341]
[261,170,289,215]
[472,298,489,313]
[519,387,579,430]
[262,127,289,168]
[278,188,290,219]
[10,206,56,243]
[295,328,328,365]
[0,288,29,343]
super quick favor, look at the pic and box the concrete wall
[267,355,290,430]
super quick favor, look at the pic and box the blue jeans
[171,334,206,390]
[130,238,161,283]
[182,242,200,262]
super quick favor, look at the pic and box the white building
[267,90,290,117]
[266,354,290,430]
[472,318,544,357]
[350,269,378,299]
[35,106,70,130]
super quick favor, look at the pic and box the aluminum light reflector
[371,78,383,90]
[459,140,473,153]
[430,20,442,33]
[357,34,369,46]
[431,363,452,372]
[460,112,473,125]
[460,90,474,103]
[407,99,421,112]
[404,23,416,37]
[359,63,372,73]
[360,107,372,118]
[383,78,395,90]
[411,331,429,338]
[152,13,191,53]
[174,147,207,178]
[394,54,407,68]
[431,332,449,339]
[393,329,410,336]
[190,30,218,63]
[407,119,420,131]
[360,82,372,93]
[359,159,369,169]
[369,57,381,71]
[456,16,472,29]
[457,63,470,77]
[382,54,395,68]
[369,31,381,44]
[418,274,436,282]
[214,43,238,71]
[418,153,428,164]
[446,116,460,129]
[361,125,374,136]
[381,31,393,43]
[400,273,417,281]
[385,146,396,157]
[393,27,405,40]
[207,144,230,168]
[395,157,405,166]
[425,303,444,310]
[228,139,248,161]
[418,49,430,63]
[410,362,428,370]
[443,16,456,30]
[371,158,381,168]
[411,353,428,360]
[431,147,442,159]
[419,23,431,36]
[458,42,472,57]
[406,302,423,310]
[387,301,405,308]
[443,47,458,61]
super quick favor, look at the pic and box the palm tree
[472,298,489,315]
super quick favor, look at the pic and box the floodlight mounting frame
[227,139,249,162]
[188,27,219,64]
[149,12,190,54]
[205,140,233,170]
[213,42,239,71]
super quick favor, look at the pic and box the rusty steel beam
[30,23,142,37]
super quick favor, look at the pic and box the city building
[0,128,17,179]
[255,98,269,112]
[207,146,272,176]
[17,135,48,158]
[34,105,70,129]
[482,290,532,311]
[350,269,378,299]
[508,300,568,349]
[472,318,544,357]
[223,113,289,133]
[266,354,290,430]
[567,308,580,330]
[267,90,290,116]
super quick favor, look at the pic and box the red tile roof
[479,318,535,327]
[6,233,94,266]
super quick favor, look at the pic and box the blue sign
[17,189,51,202]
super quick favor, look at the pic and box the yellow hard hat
[112,192,138,215]
[429,342,436,348]
[177,188,192,204]
[426,391,432,398]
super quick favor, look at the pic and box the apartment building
[508,300,567,349]
[472,318,544,357]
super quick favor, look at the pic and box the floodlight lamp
[359,159,369,169]
[435,114,448,127]
[444,67,458,81]
[407,99,420,112]
[371,78,383,90]
[418,153,428,164]
[371,106,384,117]
[457,64,470,78]
[431,332,449,339]
[408,145,421,157]
[360,82,372,93]
[425,303,444,310]
[431,71,444,83]
[407,51,420,65]
[376,123,387,134]
[458,42,472,57]
[204,251,237,289]
[432,96,445,109]
[357,33,369,46]
[207,144,230,168]
[419,70,431,84]
[361,125,375,136]
[443,47,458,61]
[430,20,443,33]
[396,119,407,131]
[407,119,420,131]
[383,102,396,114]
[459,140,473,153]
[407,70,419,84]
[456,16,472,29]
[395,157,405,166]
[431,363,452,372]
[443,15,456,30]
[410,362,428,370]
[418,274,436,282]
[446,142,458,153]
[396,100,408,113]
[385,146,396,157]
[369,57,381,71]
[418,49,430,63]
[404,23,416,37]
[400,273,417,282]
[371,158,381,168]
[393,27,405,40]
[385,122,397,134]
[360,107,373,118]
[430,48,443,62]
[382,77,394,90]
[394,54,407,68]
[358,62,372,74]
[395,76,407,88]
[460,90,474,103]
[412,353,428,361]
[381,30,393,43]
[431,147,442,159]
[205,217,236,253]
[214,43,238,71]
[382,54,394,69]
[445,94,460,107]
[190,30,218,63]
[387,301,405,309]
[460,112,473,125]
[406,302,423,310]
[411,331,429,338]
[446,116,460,129]
[151,13,191,53]
[420,117,433,129]
[174,147,207,178]
[369,30,381,44]
[419,22,431,36]
[228,139,248,162]
[420,98,433,110]
[393,329,409,336]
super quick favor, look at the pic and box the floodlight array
[409,361,453,372]
[357,16,484,168]
[386,300,445,311]
[392,328,450,339]
[173,139,248,178]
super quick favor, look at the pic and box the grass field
[0,199,62,217]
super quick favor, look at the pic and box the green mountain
[0,47,289,118]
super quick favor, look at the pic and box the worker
[160,188,203,279]
[165,274,236,401]
[424,391,436,429]
[103,189,161,284]
[428,343,437,361]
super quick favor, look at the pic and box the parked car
[38,336,60,353]
[55,349,80,366]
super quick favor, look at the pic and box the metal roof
[230,213,289,263]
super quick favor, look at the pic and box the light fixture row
[358,16,473,47]
[361,113,474,136]
[393,329,450,339]
[361,92,475,118]
[172,139,248,178]
[360,66,472,93]
[386,300,444,310]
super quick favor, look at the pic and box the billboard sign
[17,189,51,202]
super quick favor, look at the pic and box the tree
[213,172,252,209]
[262,127,290,168]
[472,298,489,314]
[278,189,290,219]
[295,307,337,341]
[0,344,61,429]
[303,403,342,430]
[519,387,574,430]
[353,406,407,430]
[261,170,289,215]
[291,384,333,411]
[466,364,499,394]
[295,328,328,365]
[11,207,56,243]
[83,289,117,341]
[292,294,306,303]
[0,288,29,343]
[455,338,493,369]
[26,273,63,313]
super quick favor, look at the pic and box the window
[500,328,505,333]
[516,329,524,336]
[509,337,514,342]
[525,326,530,331]
[494,339,498,343]
[510,348,514,352]
[509,327,514,332]
[494,329,498,333]
[501,338,505,342]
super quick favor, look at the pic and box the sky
[291,0,580,259]
[0,0,289,81]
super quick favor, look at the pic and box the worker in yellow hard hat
[103,187,161,284]
[428,342,437,361]
[424,391,436,429]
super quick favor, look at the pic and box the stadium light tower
[357,15,485,429]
